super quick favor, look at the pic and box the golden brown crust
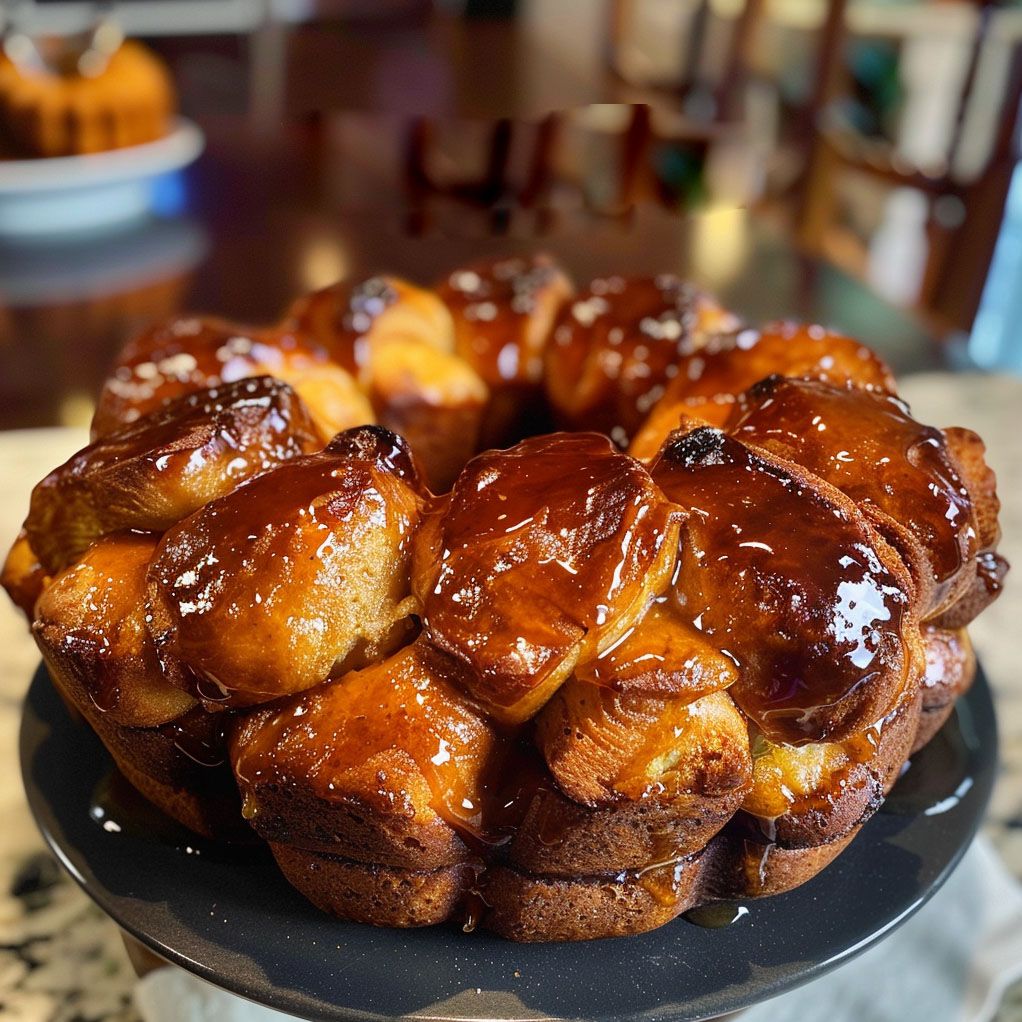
[9,266,1007,942]
[536,685,750,806]
[911,626,976,753]
[482,858,704,942]
[286,276,486,490]
[507,782,744,877]
[929,428,1005,629]
[1,530,49,620]
[34,533,195,728]
[438,255,574,390]
[285,276,455,375]
[235,754,470,870]
[920,627,976,712]
[270,844,473,928]
[264,816,870,940]
[726,378,979,620]
[91,316,372,443]
[741,684,920,849]
[707,825,859,900]
[944,427,1000,552]
[28,377,321,575]
[629,322,896,461]
[103,741,244,843]
[147,426,425,708]
[544,276,738,445]
[573,599,739,697]
[491,826,861,939]
[652,426,923,746]
[928,553,1008,631]
[39,648,243,841]
[412,433,684,724]
[368,340,488,491]
[230,642,510,870]
[437,254,573,448]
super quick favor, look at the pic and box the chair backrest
[606,0,772,122]
[401,103,689,232]
[797,1,1022,330]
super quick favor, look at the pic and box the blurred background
[1,0,1021,431]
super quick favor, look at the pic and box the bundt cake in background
[2,252,1008,942]
[0,37,174,158]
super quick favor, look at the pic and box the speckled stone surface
[0,373,1018,1021]
[0,428,140,1022]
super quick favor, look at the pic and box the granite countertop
[0,372,1019,1022]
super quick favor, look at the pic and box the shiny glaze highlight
[729,377,976,615]
[147,426,424,707]
[413,432,684,722]
[652,427,914,745]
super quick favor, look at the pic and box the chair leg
[617,104,653,212]
[520,112,560,208]
[797,137,840,254]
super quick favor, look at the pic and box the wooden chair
[400,0,777,231]
[402,112,560,233]
[605,0,767,121]
[604,0,849,209]
[797,0,1022,332]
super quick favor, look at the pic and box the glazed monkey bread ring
[4,254,1007,942]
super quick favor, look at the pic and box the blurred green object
[844,38,902,139]
[653,144,707,209]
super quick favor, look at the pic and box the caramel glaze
[575,598,738,697]
[977,550,1008,599]
[728,377,976,619]
[935,548,1011,632]
[928,426,1008,629]
[1,529,49,620]
[27,377,321,575]
[33,531,196,727]
[544,275,740,446]
[651,427,917,746]
[284,275,454,380]
[363,338,489,493]
[739,677,920,845]
[164,705,231,769]
[231,641,518,853]
[720,672,923,895]
[91,315,352,439]
[629,322,896,462]
[285,275,487,490]
[627,856,704,909]
[436,255,574,388]
[146,426,426,709]
[741,732,872,831]
[412,432,685,724]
